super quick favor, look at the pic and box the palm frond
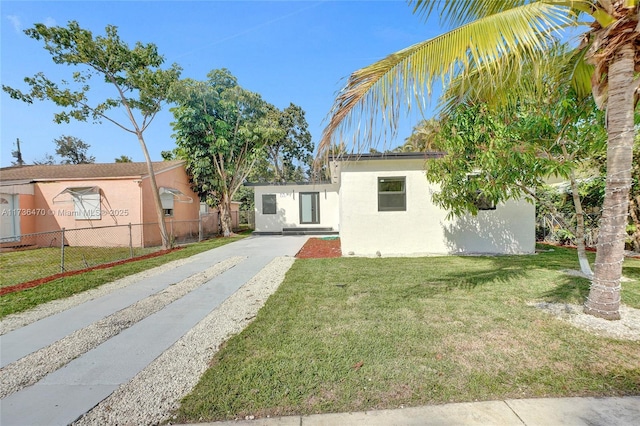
[318,1,574,159]
[439,42,593,115]
[569,42,595,99]
[411,0,530,28]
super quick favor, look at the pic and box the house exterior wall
[141,166,201,247]
[0,163,212,248]
[253,183,340,233]
[338,158,535,256]
[32,179,144,247]
[0,184,36,243]
[18,193,36,235]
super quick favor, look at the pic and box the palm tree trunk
[584,44,635,320]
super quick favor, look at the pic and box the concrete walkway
[1,235,308,426]
[193,396,640,425]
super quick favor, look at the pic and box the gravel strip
[530,302,640,341]
[1,256,198,335]
[73,256,296,426]
[0,256,245,399]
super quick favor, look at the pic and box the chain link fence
[239,210,255,229]
[1,210,249,289]
[536,212,600,247]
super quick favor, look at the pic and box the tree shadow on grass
[540,276,591,304]
[389,245,593,303]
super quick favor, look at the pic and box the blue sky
[1,1,442,167]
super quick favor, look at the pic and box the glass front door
[299,192,320,224]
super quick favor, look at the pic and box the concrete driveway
[1,235,308,426]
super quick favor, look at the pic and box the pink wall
[140,165,202,247]
[5,165,211,248]
[19,193,36,235]
[32,179,143,247]
[35,179,143,230]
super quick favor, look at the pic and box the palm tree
[318,1,638,320]
[399,119,441,152]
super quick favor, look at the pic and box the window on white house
[262,194,276,214]
[474,191,496,211]
[465,172,497,211]
[378,177,406,211]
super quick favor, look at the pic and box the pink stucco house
[0,160,236,247]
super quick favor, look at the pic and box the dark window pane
[378,177,406,211]
[475,192,496,210]
[262,194,276,214]
[378,179,404,192]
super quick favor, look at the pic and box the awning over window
[159,187,193,203]
[52,186,101,204]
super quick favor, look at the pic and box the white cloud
[43,17,56,27]
[7,15,21,33]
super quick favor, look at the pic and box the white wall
[338,158,535,256]
[253,183,340,233]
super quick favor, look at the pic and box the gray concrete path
[193,396,640,426]
[1,235,308,426]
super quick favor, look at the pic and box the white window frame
[378,177,406,212]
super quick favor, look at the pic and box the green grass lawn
[0,246,157,289]
[0,233,249,318]
[175,245,640,422]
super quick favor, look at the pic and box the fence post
[60,228,65,273]
[129,222,133,258]
[199,216,203,242]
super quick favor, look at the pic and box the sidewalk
[192,396,640,426]
[1,235,308,426]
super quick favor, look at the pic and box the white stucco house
[249,152,535,256]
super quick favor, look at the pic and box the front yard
[174,245,640,422]
[0,234,249,318]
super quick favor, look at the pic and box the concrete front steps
[254,227,339,236]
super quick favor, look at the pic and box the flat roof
[244,181,334,187]
[329,152,445,161]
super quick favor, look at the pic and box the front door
[299,192,320,224]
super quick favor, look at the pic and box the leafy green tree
[2,21,181,249]
[265,103,313,182]
[242,103,312,184]
[160,149,179,161]
[115,155,133,163]
[425,89,605,275]
[318,1,639,320]
[171,69,282,236]
[54,135,95,164]
[436,44,608,276]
